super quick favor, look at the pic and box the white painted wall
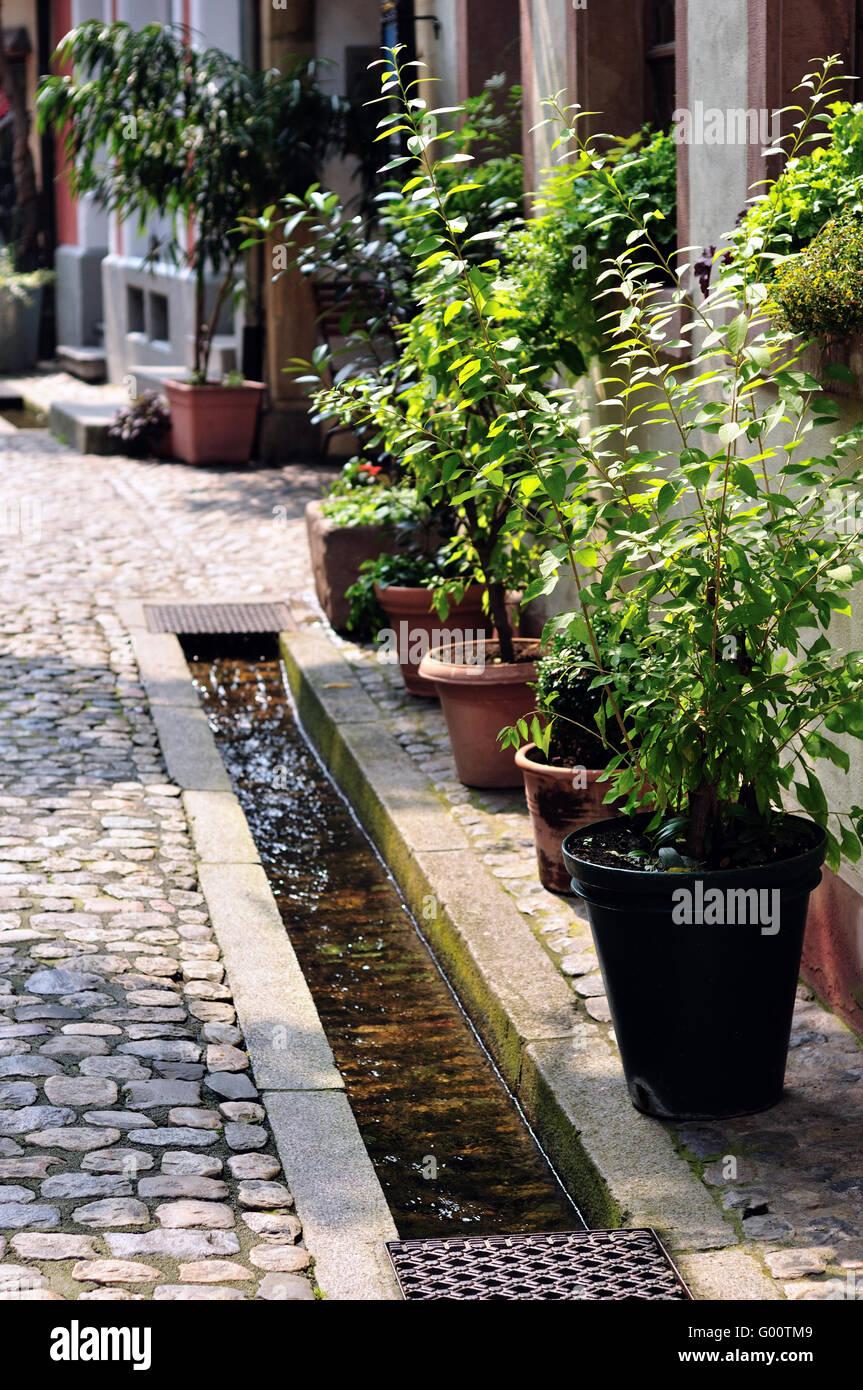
[429,0,459,112]
[315,0,381,205]
[523,0,568,184]
[685,0,750,257]
[190,0,242,58]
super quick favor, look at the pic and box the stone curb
[124,602,401,1301]
[281,628,780,1301]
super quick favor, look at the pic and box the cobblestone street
[0,433,323,1299]
[0,429,861,1301]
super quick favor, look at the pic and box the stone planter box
[305,500,397,633]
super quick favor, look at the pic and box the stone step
[56,345,107,384]
[49,400,120,455]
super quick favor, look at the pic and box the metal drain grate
[386,1229,692,1301]
[144,602,292,635]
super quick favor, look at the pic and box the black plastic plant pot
[561,815,827,1121]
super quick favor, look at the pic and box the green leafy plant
[501,126,676,376]
[770,216,863,339]
[320,479,424,528]
[372,49,863,871]
[248,75,524,410]
[524,634,613,767]
[731,97,863,273]
[37,21,346,382]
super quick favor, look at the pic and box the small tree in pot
[508,633,624,893]
[37,21,345,463]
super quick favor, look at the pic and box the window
[646,0,676,131]
[149,293,169,344]
[127,287,145,336]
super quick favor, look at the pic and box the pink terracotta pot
[164,380,265,465]
[418,638,541,788]
[515,743,620,895]
[375,584,494,697]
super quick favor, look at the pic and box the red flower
[358,463,382,476]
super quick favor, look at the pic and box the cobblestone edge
[121,601,401,1302]
[280,628,781,1302]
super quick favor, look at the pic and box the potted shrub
[0,249,52,373]
[306,461,416,632]
[300,63,673,786]
[38,21,346,463]
[381,52,863,1118]
[543,58,863,1120]
[346,550,493,697]
[508,634,623,893]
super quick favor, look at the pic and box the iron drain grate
[144,602,292,635]
[386,1229,692,1301]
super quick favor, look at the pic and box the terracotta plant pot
[305,501,398,633]
[375,584,494,697]
[164,380,265,465]
[418,638,541,788]
[515,743,620,894]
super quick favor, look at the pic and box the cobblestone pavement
[0,431,324,1300]
[1,424,861,1301]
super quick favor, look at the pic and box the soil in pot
[562,814,827,1120]
[418,638,540,788]
[515,743,620,894]
[375,583,494,697]
[164,380,265,465]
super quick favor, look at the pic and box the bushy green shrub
[771,216,863,338]
[531,635,611,767]
[501,127,677,376]
[319,459,423,526]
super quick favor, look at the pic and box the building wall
[519,0,569,192]
[684,0,750,258]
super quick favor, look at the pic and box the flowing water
[187,636,583,1239]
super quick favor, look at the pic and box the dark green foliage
[532,636,610,767]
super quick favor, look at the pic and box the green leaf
[719,422,744,447]
[726,313,748,355]
[458,359,482,387]
[732,463,759,498]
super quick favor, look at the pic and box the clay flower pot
[305,501,398,633]
[418,638,541,788]
[375,584,493,697]
[164,380,265,465]
[515,743,620,894]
